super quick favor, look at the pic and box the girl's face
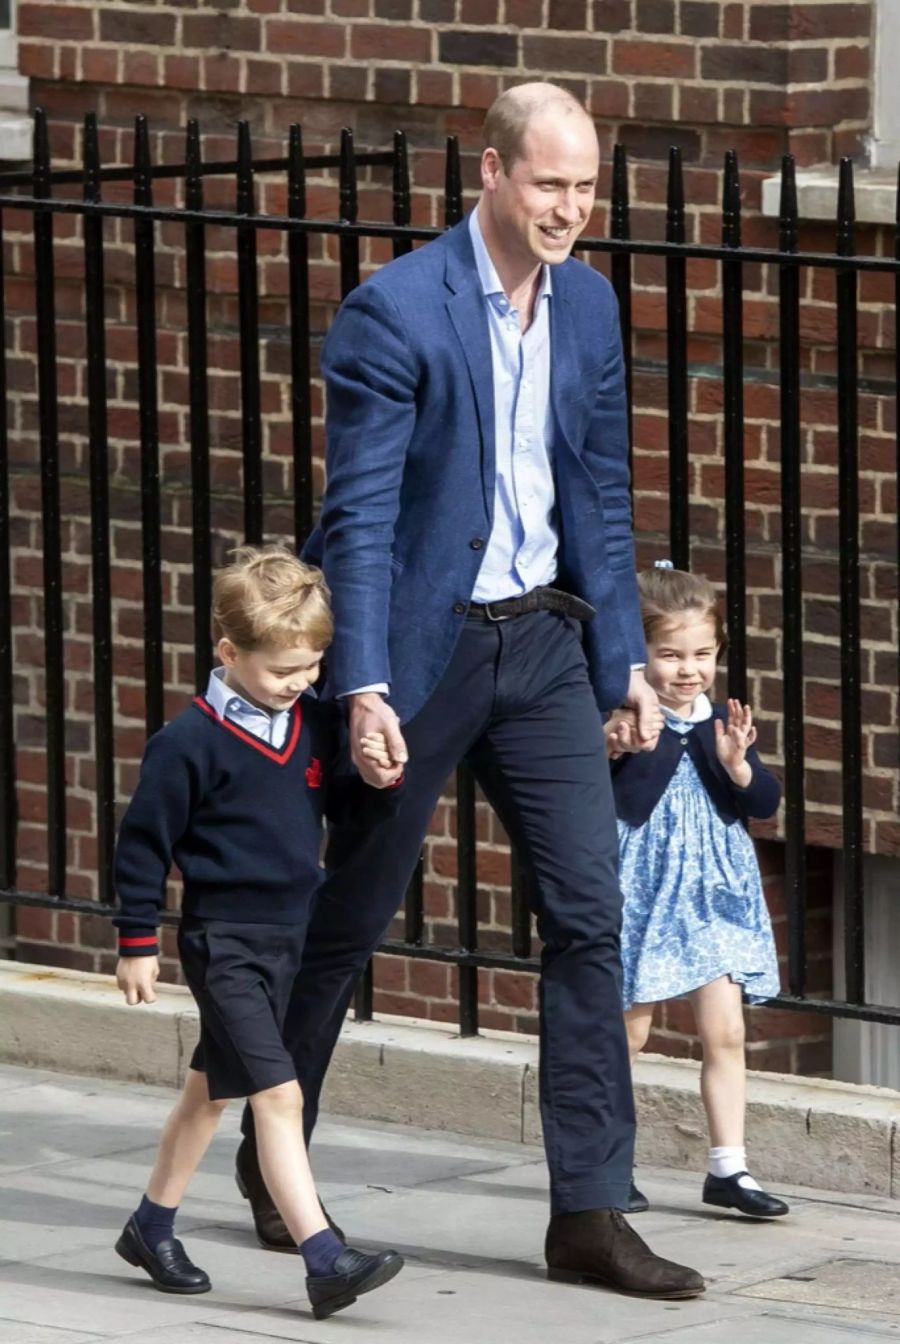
[645,611,720,716]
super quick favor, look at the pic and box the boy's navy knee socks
[300,1228,344,1277]
[134,1194,178,1251]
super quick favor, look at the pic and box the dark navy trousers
[244,609,635,1214]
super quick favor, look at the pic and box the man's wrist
[348,690,387,711]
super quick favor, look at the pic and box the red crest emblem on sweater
[306,757,323,789]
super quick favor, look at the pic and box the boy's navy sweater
[113,693,399,957]
[610,702,781,828]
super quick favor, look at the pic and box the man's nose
[553,189,579,223]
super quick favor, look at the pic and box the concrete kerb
[1,959,898,1199]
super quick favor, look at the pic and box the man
[237,83,705,1299]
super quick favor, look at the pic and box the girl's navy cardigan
[609,702,781,828]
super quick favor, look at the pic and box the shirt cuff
[339,684,390,697]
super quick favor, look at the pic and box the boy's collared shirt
[205,667,291,751]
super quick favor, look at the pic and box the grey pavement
[1,1063,898,1344]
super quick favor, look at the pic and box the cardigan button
[680,737,688,745]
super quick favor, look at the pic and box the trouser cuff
[550,1179,632,1216]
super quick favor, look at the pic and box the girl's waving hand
[714,699,756,786]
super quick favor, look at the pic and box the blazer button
[470,537,485,550]
[453,602,467,614]
[680,737,688,745]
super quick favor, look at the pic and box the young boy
[113,544,404,1320]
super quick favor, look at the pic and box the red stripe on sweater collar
[193,695,303,764]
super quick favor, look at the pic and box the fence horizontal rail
[0,150,396,190]
[3,193,900,275]
[5,888,900,1026]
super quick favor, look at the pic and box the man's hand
[604,708,637,759]
[622,668,664,752]
[349,693,407,788]
[117,955,159,1005]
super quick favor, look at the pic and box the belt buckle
[483,600,512,622]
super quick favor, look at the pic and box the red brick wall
[6,0,895,1071]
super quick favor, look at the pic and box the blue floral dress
[617,698,781,1010]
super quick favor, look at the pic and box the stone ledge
[1,960,898,1199]
[761,168,898,227]
[0,110,32,162]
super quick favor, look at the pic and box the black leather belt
[466,586,597,623]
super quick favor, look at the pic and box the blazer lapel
[444,223,496,516]
[548,268,586,458]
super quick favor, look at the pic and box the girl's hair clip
[654,558,674,570]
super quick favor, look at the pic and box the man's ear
[481,146,503,192]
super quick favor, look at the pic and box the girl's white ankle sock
[708,1146,762,1189]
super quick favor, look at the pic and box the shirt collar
[662,691,713,732]
[468,206,552,306]
[206,666,275,726]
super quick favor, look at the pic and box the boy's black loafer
[115,1216,211,1293]
[702,1172,789,1218]
[628,1180,650,1214]
[307,1247,404,1320]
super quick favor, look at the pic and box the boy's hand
[117,955,159,1005]
[714,698,756,787]
[359,731,394,770]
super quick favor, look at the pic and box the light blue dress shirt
[468,207,559,603]
[205,667,291,751]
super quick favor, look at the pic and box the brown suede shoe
[545,1208,705,1300]
[235,1138,346,1251]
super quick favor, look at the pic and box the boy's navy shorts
[178,915,309,1101]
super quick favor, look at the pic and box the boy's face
[217,637,325,714]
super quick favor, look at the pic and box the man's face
[483,112,599,268]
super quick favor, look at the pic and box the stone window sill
[761,169,898,227]
[0,109,31,163]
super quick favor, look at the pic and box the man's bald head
[483,82,595,174]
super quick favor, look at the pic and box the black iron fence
[0,110,897,1031]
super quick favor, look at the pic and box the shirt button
[453,602,467,614]
[470,538,485,550]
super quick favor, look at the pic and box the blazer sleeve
[112,731,201,957]
[319,281,419,697]
[577,283,646,666]
[731,742,782,821]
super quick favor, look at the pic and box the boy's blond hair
[211,544,333,652]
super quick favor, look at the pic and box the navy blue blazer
[304,213,645,724]
[610,704,781,828]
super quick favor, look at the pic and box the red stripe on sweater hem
[118,936,158,947]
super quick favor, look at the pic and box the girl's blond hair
[211,544,333,652]
[637,566,728,656]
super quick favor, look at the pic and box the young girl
[606,563,788,1220]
